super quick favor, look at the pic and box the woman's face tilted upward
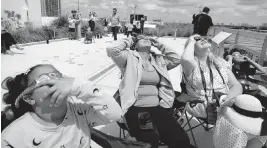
[134,35,152,52]
[194,36,211,56]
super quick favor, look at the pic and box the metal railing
[210,27,267,66]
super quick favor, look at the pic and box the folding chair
[113,90,168,147]
[173,100,216,148]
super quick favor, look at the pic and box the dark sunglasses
[194,36,202,41]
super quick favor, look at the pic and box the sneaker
[6,50,14,55]
[17,47,24,50]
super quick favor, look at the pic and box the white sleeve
[70,78,122,122]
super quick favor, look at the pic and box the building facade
[40,0,61,17]
[1,0,61,27]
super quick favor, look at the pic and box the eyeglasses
[14,72,63,108]
[29,72,63,87]
[194,36,206,42]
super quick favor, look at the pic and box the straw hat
[223,94,266,136]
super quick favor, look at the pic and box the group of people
[2,32,266,148]
[68,7,146,43]
[125,17,145,37]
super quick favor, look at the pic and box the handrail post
[54,27,56,39]
[174,28,177,40]
[259,36,267,66]
[213,27,216,37]
[235,31,239,44]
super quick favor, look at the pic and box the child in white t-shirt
[127,22,134,37]
[1,64,122,148]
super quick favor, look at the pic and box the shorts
[104,27,108,32]
[69,28,75,32]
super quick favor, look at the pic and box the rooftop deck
[2,34,261,148]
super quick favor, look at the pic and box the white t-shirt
[127,24,133,31]
[110,14,120,27]
[1,78,122,148]
[69,19,76,28]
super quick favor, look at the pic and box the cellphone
[138,112,154,130]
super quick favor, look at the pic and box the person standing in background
[68,10,81,40]
[126,21,133,37]
[104,17,109,36]
[140,17,145,34]
[68,10,76,39]
[194,7,213,37]
[110,8,120,41]
[76,13,82,40]
[136,22,141,34]
[88,12,96,34]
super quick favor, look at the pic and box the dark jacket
[89,19,96,32]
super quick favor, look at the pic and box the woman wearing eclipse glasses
[179,34,267,148]
[1,64,122,148]
[178,34,242,118]
[106,35,191,148]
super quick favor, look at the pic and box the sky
[61,0,267,25]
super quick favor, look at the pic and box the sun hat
[223,94,267,136]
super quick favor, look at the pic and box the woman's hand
[37,77,75,107]
[149,38,160,48]
[150,46,162,55]
[188,34,200,44]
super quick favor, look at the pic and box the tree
[2,10,22,30]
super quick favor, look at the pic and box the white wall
[27,0,42,26]
[1,0,42,27]
[42,17,57,26]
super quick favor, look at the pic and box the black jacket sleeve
[261,120,267,136]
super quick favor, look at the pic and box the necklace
[142,61,155,72]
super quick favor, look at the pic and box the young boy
[84,27,94,44]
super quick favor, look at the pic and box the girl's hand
[37,77,74,107]
[226,55,233,61]
[243,56,252,63]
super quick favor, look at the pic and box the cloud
[142,3,162,10]
[257,10,267,16]
[236,0,267,6]
[61,0,267,25]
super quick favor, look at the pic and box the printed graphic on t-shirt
[32,138,42,146]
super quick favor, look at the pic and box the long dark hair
[1,64,46,131]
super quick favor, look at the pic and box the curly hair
[1,64,46,130]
